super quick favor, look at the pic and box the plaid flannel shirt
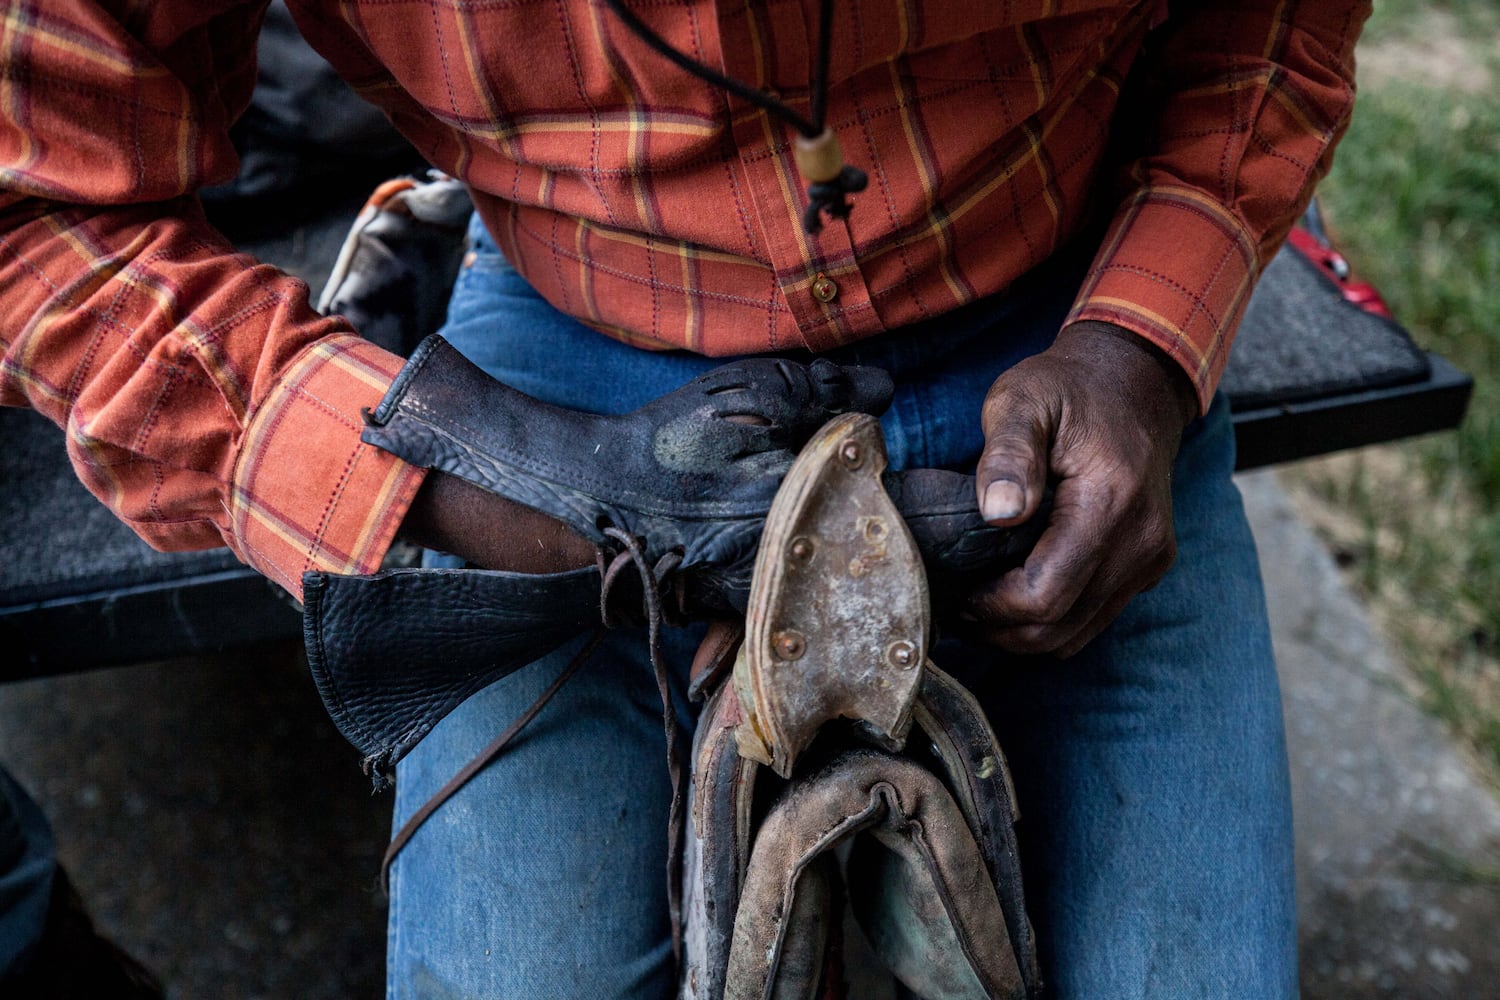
[0,0,1367,598]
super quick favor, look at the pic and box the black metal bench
[0,196,1472,678]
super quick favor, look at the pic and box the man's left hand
[966,320,1198,658]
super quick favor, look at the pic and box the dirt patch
[1358,8,1495,95]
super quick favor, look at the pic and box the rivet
[811,273,839,303]
[886,639,918,669]
[839,439,863,469]
[789,537,815,563]
[863,517,887,542]
[772,630,806,661]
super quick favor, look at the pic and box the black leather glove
[361,335,894,613]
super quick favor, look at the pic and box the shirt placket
[711,0,884,352]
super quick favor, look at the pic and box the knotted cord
[601,526,689,961]
[601,0,866,234]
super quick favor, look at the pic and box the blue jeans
[0,768,55,984]
[386,216,1297,998]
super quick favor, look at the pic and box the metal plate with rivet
[732,412,929,776]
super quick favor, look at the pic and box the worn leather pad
[726,750,1022,1000]
[302,565,600,783]
[682,665,1041,1000]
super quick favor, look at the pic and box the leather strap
[381,629,606,890]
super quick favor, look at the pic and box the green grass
[1400,834,1500,886]
[1358,0,1500,44]
[1323,84,1500,491]
[1283,0,1500,779]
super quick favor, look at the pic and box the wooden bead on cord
[794,129,845,184]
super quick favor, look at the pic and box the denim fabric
[388,214,1296,998]
[0,767,56,984]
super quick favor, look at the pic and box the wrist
[399,471,596,574]
[1054,320,1198,430]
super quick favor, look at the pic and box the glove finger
[747,359,892,444]
[692,359,814,428]
[808,358,894,418]
[691,359,891,447]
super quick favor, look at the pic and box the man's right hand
[966,320,1197,658]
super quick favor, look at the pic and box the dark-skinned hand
[967,319,1198,658]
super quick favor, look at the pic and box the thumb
[976,386,1052,527]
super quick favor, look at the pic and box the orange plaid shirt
[0,0,1367,598]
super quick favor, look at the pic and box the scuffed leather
[302,565,600,784]
[732,413,927,778]
[909,668,1040,994]
[682,682,757,1000]
[726,751,1020,1000]
[681,667,1041,1000]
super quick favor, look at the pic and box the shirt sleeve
[1066,0,1371,412]
[0,1,426,600]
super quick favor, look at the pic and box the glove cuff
[302,564,601,784]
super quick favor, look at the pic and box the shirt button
[811,273,838,303]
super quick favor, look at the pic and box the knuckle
[982,379,1045,426]
[1016,587,1070,625]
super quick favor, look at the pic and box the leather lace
[601,527,690,961]
[381,526,692,963]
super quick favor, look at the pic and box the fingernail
[982,480,1025,521]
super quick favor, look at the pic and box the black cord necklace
[602,0,866,236]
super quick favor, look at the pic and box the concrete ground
[1242,471,1500,999]
[2,472,1498,998]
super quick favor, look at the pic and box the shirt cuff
[229,334,427,600]
[1066,186,1259,414]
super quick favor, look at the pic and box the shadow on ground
[0,643,387,999]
